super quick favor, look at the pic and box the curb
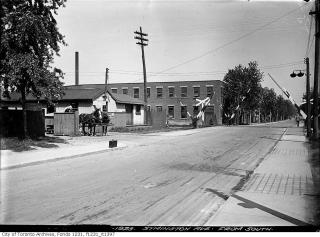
[0,144,127,171]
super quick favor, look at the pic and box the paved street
[0,120,316,225]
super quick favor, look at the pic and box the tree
[1,0,66,138]
[259,87,277,122]
[223,61,263,124]
[259,88,296,122]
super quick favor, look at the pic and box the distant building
[66,80,224,126]
[1,79,224,127]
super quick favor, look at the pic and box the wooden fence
[54,111,79,136]
[146,109,167,129]
[0,109,45,138]
[109,112,132,127]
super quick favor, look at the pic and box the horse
[79,113,96,136]
[79,108,110,136]
[79,108,102,136]
[92,110,110,136]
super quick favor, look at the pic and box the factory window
[181,87,188,97]
[111,88,117,94]
[147,87,151,98]
[181,106,187,119]
[122,88,128,95]
[193,86,200,98]
[157,87,163,98]
[134,88,140,98]
[168,106,174,118]
[168,87,175,98]
[156,106,162,112]
[207,86,214,97]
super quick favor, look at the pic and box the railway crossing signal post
[134,27,149,124]
[309,0,320,139]
[306,57,311,137]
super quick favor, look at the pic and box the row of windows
[111,86,215,99]
[147,105,206,119]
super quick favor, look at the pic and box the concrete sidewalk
[208,127,319,226]
[0,137,127,170]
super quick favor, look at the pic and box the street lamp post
[290,57,311,137]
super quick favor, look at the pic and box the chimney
[75,51,79,85]
[105,68,109,85]
[104,68,109,95]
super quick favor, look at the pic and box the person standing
[296,115,300,127]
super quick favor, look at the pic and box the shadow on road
[0,136,68,152]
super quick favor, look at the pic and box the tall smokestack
[104,68,109,95]
[105,68,109,85]
[75,51,79,85]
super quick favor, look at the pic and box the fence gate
[54,111,79,136]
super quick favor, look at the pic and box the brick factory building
[66,80,224,126]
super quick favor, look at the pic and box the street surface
[1,121,295,225]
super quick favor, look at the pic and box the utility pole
[75,51,79,86]
[310,0,319,139]
[305,57,311,137]
[134,27,149,124]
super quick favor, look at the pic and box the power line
[63,60,304,78]
[152,2,310,75]
[305,16,314,57]
[260,61,304,70]
[307,35,315,57]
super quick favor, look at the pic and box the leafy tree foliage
[259,87,296,122]
[222,61,263,123]
[0,0,66,137]
[222,62,296,124]
[259,87,277,120]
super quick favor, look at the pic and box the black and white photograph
[0,0,319,232]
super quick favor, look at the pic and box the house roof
[61,88,104,101]
[61,86,144,105]
[109,92,144,105]
[0,88,104,102]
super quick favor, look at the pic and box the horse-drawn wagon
[79,108,110,136]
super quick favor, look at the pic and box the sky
[53,0,316,103]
